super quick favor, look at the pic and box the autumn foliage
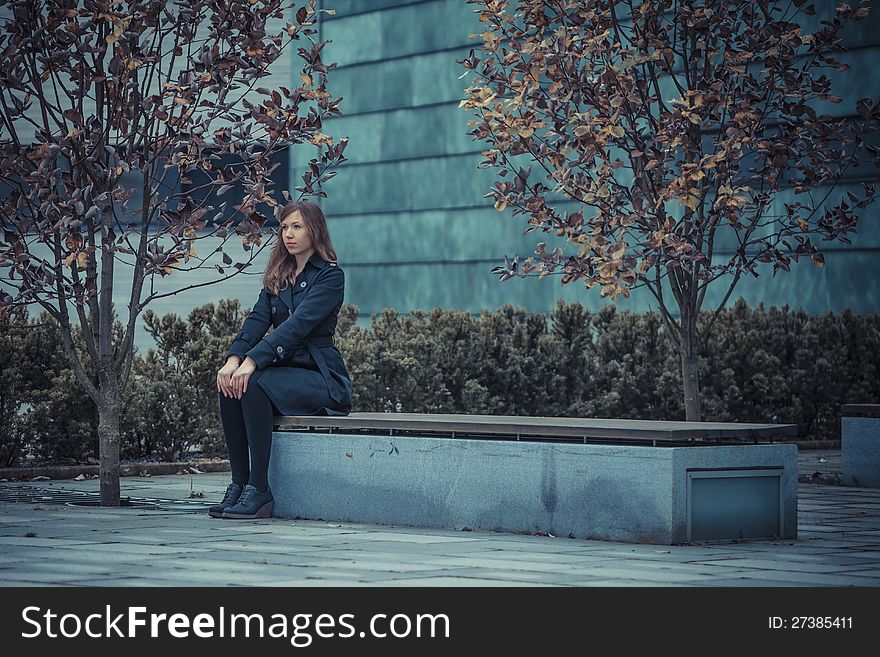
[459,0,879,419]
[0,0,343,503]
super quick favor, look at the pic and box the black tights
[217,375,278,492]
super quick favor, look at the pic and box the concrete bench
[266,413,798,545]
[842,404,880,488]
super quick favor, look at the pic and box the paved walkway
[1,449,878,586]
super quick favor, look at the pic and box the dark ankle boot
[222,484,274,519]
[208,482,244,518]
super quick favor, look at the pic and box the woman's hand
[229,357,258,399]
[217,356,240,398]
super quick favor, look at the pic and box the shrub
[121,298,245,460]
[0,305,31,466]
[336,298,879,441]
[6,296,877,464]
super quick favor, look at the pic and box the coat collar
[279,252,330,312]
[306,251,329,270]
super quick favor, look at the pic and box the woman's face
[280,210,312,259]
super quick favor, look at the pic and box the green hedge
[340,300,879,442]
[0,305,100,466]
[1,298,876,465]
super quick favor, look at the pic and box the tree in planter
[459,0,879,420]
[0,0,346,504]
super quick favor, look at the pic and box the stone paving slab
[0,536,108,548]
[690,558,878,574]
[1,572,102,584]
[348,576,567,587]
[378,568,601,585]
[1,450,880,587]
[321,546,609,568]
[554,568,730,583]
[688,578,821,587]
[1,579,60,587]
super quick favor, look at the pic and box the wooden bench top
[274,412,797,444]
[842,404,880,418]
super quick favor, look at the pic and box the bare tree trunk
[679,306,703,422]
[97,390,122,506]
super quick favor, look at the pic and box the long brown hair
[262,200,338,296]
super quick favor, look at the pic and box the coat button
[300,281,307,288]
[271,306,276,314]
[275,345,283,354]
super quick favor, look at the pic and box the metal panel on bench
[688,470,783,541]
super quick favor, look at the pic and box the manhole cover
[0,486,214,512]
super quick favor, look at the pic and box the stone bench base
[267,432,797,544]
[843,416,880,488]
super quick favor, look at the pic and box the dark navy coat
[227,252,352,416]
